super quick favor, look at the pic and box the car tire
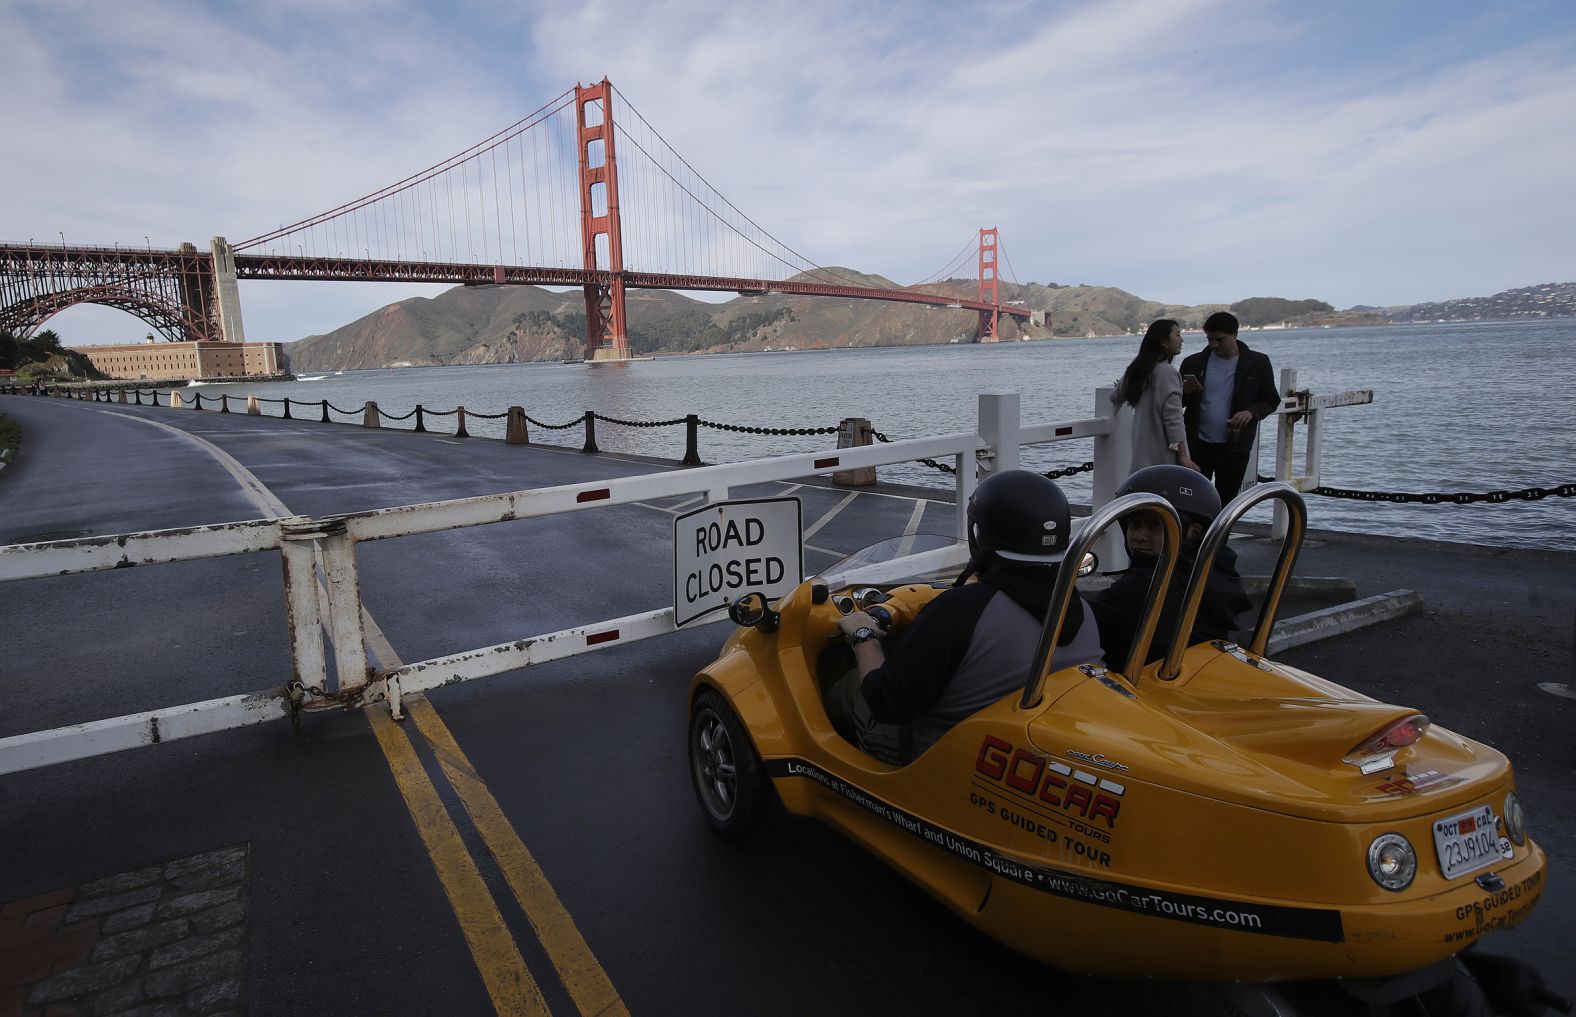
[689,688,770,838]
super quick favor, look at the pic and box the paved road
[2,393,1571,1015]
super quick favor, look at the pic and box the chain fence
[1257,475,1576,505]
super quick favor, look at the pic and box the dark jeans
[1192,440,1253,503]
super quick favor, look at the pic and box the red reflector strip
[814,457,840,469]
[1055,426,1072,436]
[586,630,619,645]
[576,488,611,503]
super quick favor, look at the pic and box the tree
[31,329,64,353]
[0,330,17,370]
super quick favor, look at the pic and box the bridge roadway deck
[1,393,1571,1015]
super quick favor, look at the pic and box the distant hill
[282,274,1569,372]
[1378,281,1576,324]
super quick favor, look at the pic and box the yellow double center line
[113,410,628,1017]
[369,699,628,1017]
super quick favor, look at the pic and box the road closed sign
[673,497,803,627]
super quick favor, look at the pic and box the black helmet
[967,470,1071,564]
[1117,465,1221,527]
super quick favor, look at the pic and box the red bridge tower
[575,79,630,361]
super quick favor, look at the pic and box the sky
[4,0,1575,344]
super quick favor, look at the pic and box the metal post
[455,407,469,438]
[1304,407,1322,487]
[220,394,229,413]
[320,399,329,423]
[954,448,975,542]
[1273,368,1298,540]
[414,405,426,432]
[582,411,599,454]
[134,389,143,405]
[278,520,329,695]
[193,393,204,411]
[319,526,370,695]
[282,397,292,420]
[1091,385,1130,572]
[681,414,701,466]
[976,391,1020,474]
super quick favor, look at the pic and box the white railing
[0,383,1364,775]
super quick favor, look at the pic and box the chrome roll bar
[1020,493,1181,710]
[1159,482,1307,681]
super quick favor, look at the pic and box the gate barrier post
[833,417,874,487]
[1273,368,1298,540]
[278,518,330,694]
[977,392,1020,475]
[1091,385,1130,572]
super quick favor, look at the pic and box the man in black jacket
[1089,465,1252,671]
[1180,311,1280,502]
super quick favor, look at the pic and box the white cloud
[4,0,1573,342]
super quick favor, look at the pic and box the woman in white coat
[1112,319,1198,474]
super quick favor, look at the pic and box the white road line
[102,412,292,520]
[803,491,860,541]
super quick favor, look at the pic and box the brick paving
[0,846,248,1017]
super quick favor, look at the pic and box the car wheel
[689,689,770,838]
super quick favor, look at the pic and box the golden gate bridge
[0,79,1033,361]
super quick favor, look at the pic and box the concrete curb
[1267,589,1423,656]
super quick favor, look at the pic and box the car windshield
[817,533,968,588]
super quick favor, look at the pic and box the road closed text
[673,498,802,626]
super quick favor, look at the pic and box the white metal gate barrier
[0,383,1366,776]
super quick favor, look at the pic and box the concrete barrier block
[363,401,380,428]
[247,396,260,415]
[170,391,184,409]
[1266,589,1423,656]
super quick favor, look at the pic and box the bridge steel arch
[0,244,222,342]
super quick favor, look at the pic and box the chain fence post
[133,389,143,405]
[363,400,380,428]
[455,407,469,438]
[320,399,329,423]
[247,395,260,415]
[170,390,184,409]
[833,417,874,487]
[681,414,702,466]
[220,393,230,413]
[1273,368,1298,540]
[117,387,127,404]
[506,406,527,444]
[414,405,426,432]
[282,397,293,420]
[582,411,599,454]
[193,393,204,411]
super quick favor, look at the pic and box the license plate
[1433,804,1512,880]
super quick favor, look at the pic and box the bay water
[186,318,1575,551]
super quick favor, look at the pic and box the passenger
[1180,311,1280,503]
[1088,465,1252,670]
[825,470,1104,764]
[1112,318,1198,473]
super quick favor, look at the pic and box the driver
[1088,464,1252,670]
[826,470,1104,764]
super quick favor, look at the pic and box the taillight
[1344,715,1431,773]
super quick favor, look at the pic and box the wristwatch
[846,626,880,647]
